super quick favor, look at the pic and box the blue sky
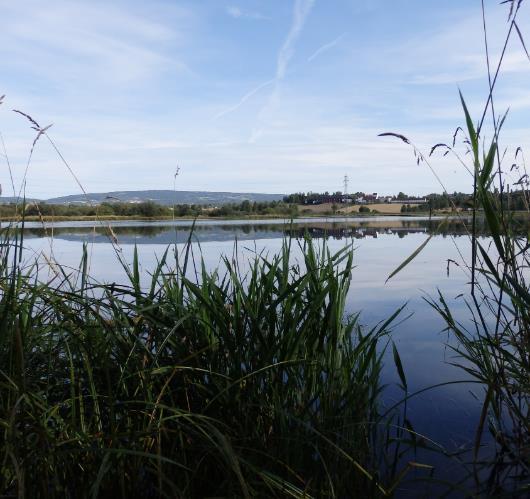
[1,0,529,198]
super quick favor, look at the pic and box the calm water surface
[19,216,487,494]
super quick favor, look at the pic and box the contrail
[213,79,275,120]
[308,32,347,62]
[276,0,316,80]
[250,0,316,142]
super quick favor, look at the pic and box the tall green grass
[432,3,530,492]
[0,227,406,498]
[427,94,530,495]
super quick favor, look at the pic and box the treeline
[285,190,530,211]
[207,200,298,217]
[0,191,526,219]
[424,190,529,210]
[0,199,299,219]
[158,199,297,218]
[284,192,346,204]
[284,191,475,206]
[425,192,472,209]
[175,200,297,217]
[0,201,173,218]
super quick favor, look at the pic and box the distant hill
[0,196,41,204]
[0,190,286,206]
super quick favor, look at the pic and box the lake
[17,215,487,494]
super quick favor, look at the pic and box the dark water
[19,216,488,495]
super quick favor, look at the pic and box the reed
[427,94,530,495]
[381,1,530,494]
[0,226,405,498]
[432,2,530,492]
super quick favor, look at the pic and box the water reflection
[19,217,491,245]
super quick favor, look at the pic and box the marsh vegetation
[1,1,530,497]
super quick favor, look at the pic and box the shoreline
[0,211,450,223]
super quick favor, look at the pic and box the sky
[1,0,530,198]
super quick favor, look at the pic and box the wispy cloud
[226,6,270,20]
[250,0,316,142]
[380,4,530,88]
[215,0,316,138]
[276,0,316,80]
[5,0,529,198]
[308,33,347,62]
[0,0,191,86]
[213,79,275,120]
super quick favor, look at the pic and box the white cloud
[0,0,191,86]
[3,0,530,199]
[381,3,530,87]
[227,6,243,18]
[226,5,270,20]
